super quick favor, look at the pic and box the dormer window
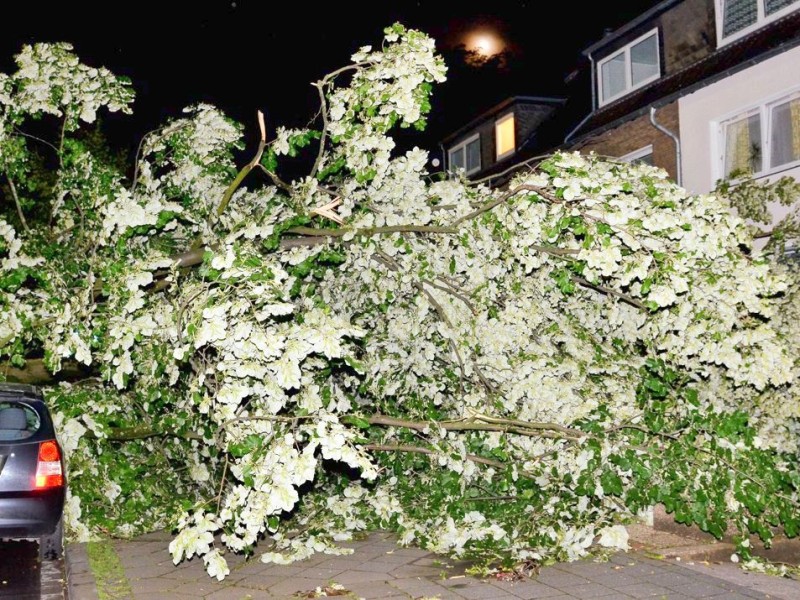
[718,0,799,45]
[597,30,660,106]
[495,113,516,159]
[448,133,481,175]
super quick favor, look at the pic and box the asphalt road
[0,540,66,600]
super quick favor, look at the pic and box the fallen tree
[1,27,798,580]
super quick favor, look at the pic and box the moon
[465,30,504,57]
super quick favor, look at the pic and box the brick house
[562,0,800,197]
[441,96,565,186]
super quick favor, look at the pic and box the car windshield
[0,401,41,441]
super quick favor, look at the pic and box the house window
[495,114,516,159]
[598,30,660,106]
[448,134,481,175]
[718,91,800,179]
[718,0,799,44]
[620,145,655,166]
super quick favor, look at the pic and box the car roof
[0,383,44,400]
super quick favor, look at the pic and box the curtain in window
[771,97,800,167]
[725,114,761,176]
[723,0,758,37]
[765,0,799,15]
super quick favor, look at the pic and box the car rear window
[0,401,41,441]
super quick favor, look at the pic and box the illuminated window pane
[771,96,800,167]
[723,112,762,177]
[496,115,515,158]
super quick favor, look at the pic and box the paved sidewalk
[65,528,800,600]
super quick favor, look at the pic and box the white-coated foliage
[0,24,798,580]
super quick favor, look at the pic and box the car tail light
[35,440,64,489]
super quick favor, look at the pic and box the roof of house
[566,10,800,145]
[582,0,681,56]
[441,96,565,146]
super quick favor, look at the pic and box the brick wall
[571,101,680,182]
[662,0,715,73]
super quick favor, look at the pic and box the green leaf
[342,415,371,430]
[600,471,623,496]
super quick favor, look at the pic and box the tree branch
[366,414,586,440]
[286,224,456,237]
[5,174,30,233]
[570,275,647,310]
[365,443,505,470]
[310,81,329,180]
[215,111,267,218]
[451,184,545,227]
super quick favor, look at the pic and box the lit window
[718,91,800,179]
[718,0,799,43]
[598,30,660,106]
[495,114,515,159]
[620,145,655,166]
[448,134,481,175]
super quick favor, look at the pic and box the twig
[5,174,30,233]
[216,111,267,218]
[286,224,456,237]
[12,128,60,154]
[451,184,544,227]
[256,164,292,193]
[365,443,505,470]
[471,154,553,186]
[216,454,230,514]
[366,414,586,440]
[310,81,329,180]
[570,275,647,310]
[429,278,477,315]
[58,112,69,168]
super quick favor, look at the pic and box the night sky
[1,1,662,161]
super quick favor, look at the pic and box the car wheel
[39,516,63,561]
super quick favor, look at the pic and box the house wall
[570,101,680,181]
[515,105,558,143]
[446,103,561,178]
[679,44,800,195]
[592,0,714,84]
[661,0,715,72]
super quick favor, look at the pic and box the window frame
[716,0,800,46]
[715,87,800,181]
[447,133,482,176]
[495,113,516,160]
[620,145,655,165]
[597,29,661,107]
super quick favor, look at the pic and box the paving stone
[345,580,415,598]
[488,579,565,598]
[132,593,197,600]
[66,581,100,600]
[389,576,467,599]
[531,567,591,588]
[267,576,333,596]
[613,581,677,597]
[128,576,182,594]
[204,586,261,600]
[335,569,402,584]
[554,582,621,597]
[66,533,800,600]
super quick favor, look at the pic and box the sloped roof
[441,96,565,146]
[567,11,800,144]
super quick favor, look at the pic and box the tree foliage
[1,27,798,580]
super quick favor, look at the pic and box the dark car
[0,383,66,560]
